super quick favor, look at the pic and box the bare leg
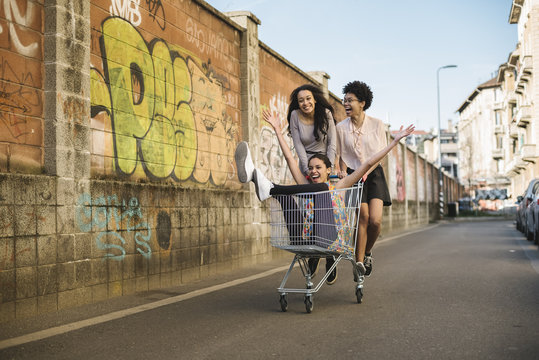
[356,202,370,263]
[365,198,384,254]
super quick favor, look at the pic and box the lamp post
[436,64,457,219]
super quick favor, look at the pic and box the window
[496,136,503,149]
[495,111,501,125]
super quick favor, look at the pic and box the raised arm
[262,110,309,185]
[336,124,415,189]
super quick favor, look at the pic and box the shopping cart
[269,182,364,313]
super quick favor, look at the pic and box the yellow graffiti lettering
[91,17,237,185]
[102,18,155,175]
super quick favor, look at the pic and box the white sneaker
[353,261,366,282]
[252,169,273,201]
[235,141,254,183]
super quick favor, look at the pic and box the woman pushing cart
[235,110,414,312]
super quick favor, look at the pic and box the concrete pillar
[425,157,429,222]
[415,151,420,223]
[308,71,331,99]
[403,144,408,229]
[43,1,91,233]
[225,11,261,159]
[44,1,91,179]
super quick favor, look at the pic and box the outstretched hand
[393,124,415,142]
[262,110,282,132]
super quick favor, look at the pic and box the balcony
[509,122,519,138]
[516,105,531,127]
[493,100,503,111]
[521,144,536,162]
[492,148,504,160]
[506,155,525,176]
[494,124,504,134]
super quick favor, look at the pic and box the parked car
[516,178,539,235]
[525,186,539,244]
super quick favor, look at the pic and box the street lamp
[436,64,457,219]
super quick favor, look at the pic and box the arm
[289,111,310,175]
[335,125,415,189]
[325,110,337,167]
[335,123,348,178]
[262,110,309,185]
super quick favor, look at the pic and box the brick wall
[0,0,44,174]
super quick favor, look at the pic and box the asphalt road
[1,220,538,359]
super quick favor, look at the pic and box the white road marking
[0,223,449,350]
[0,265,290,350]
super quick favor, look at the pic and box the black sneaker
[308,258,320,278]
[326,257,337,285]
[364,253,373,277]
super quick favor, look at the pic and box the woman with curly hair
[287,84,337,177]
[336,81,391,280]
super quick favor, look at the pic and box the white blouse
[336,115,387,170]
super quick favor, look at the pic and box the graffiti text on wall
[110,0,142,27]
[91,17,237,185]
[259,92,294,184]
[0,0,40,57]
[0,57,42,141]
[76,194,152,261]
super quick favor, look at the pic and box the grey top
[289,109,337,175]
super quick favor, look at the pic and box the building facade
[503,0,539,196]
[455,0,539,207]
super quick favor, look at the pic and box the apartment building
[457,78,509,195]
[503,0,539,196]
[456,0,538,204]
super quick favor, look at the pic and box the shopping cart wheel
[279,294,288,312]
[355,287,363,304]
[304,295,313,313]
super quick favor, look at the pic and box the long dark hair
[286,84,335,141]
[308,153,332,169]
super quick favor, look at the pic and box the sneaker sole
[252,170,261,201]
[235,142,250,183]
[326,270,337,285]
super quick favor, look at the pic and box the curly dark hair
[342,81,373,111]
[286,84,335,141]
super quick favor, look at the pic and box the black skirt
[347,165,392,206]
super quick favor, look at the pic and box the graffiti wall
[0,0,44,173]
[90,0,241,187]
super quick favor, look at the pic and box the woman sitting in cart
[235,110,414,283]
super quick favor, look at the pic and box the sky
[205,0,517,132]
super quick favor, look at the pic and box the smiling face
[297,90,316,116]
[343,92,365,118]
[307,157,331,183]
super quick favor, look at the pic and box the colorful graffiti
[76,193,152,261]
[91,17,238,185]
[259,92,295,184]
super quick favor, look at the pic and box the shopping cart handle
[329,174,364,183]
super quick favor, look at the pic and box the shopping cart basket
[269,182,364,313]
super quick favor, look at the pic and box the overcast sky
[206,0,517,132]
